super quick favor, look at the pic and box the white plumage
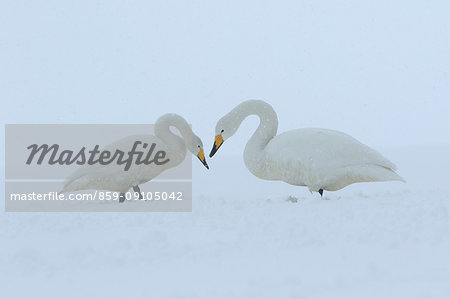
[61,113,208,196]
[210,100,404,195]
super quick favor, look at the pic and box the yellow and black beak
[197,148,209,169]
[209,134,224,158]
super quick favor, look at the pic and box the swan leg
[133,185,143,200]
[119,192,126,203]
[318,189,324,197]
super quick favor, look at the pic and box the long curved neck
[154,113,192,155]
[231,100,278,153]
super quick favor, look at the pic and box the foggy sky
[1,0,449,151]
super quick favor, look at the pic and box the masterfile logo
[5,124,192,212]
[26,141,170,171]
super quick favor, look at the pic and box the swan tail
[378,165,406,183]
[348,164,406,184]
[324,164,405,191]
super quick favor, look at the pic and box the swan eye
[198,145,200,148]
[221,129,224,133]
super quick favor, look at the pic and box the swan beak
[209,134,223,158]
[197,148,209,169]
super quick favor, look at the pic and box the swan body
[61,114,208,196]
[210,100,404,194]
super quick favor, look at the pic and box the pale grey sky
[1,0,449,150]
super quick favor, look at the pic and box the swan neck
[234,100,278,150]
[155,114,192,150]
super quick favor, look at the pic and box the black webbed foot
[133,185,144,200]
[119,192,126,203]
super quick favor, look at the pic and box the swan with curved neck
[210,100,404,196]
[62,113,208,202]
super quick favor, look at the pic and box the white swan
[61,113,208,202]
[209,100,404,196]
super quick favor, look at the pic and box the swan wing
[61,134,175,193]
[263,128,403,190]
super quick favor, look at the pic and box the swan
[209,100,404,196]
[61,113,208,202]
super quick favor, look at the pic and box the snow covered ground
[1,0,449,297]
[1,144,449,298]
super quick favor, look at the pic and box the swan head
[188,134,209,169]
[209,114,238,157]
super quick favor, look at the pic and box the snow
[1,145,450,298]
[1,0,450,297]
